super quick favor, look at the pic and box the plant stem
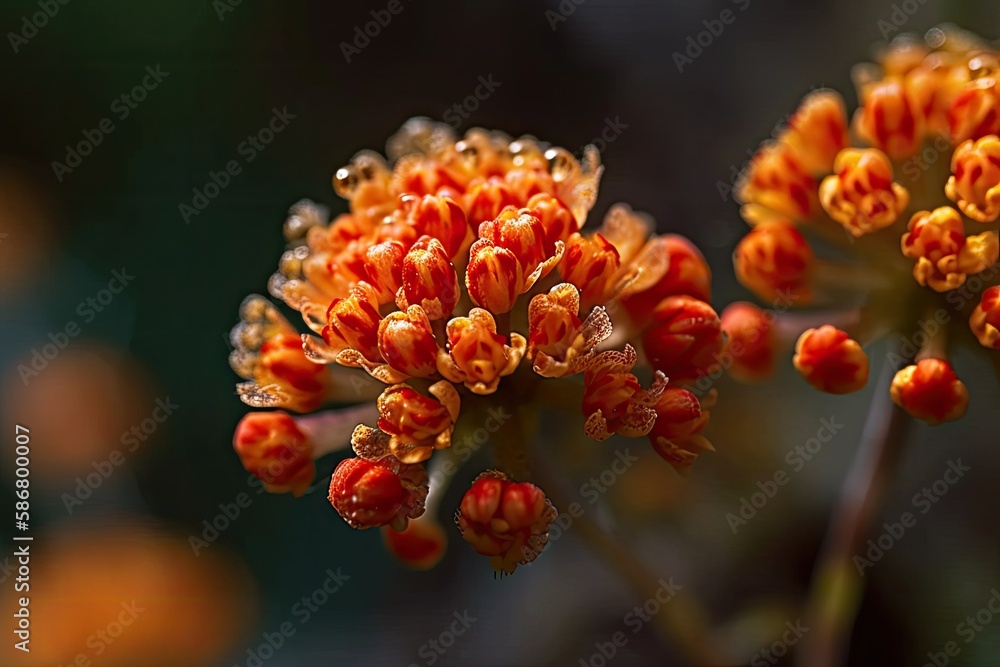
[796,361,911,667]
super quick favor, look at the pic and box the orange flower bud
[948,77,1000,144]
[377,306,441,378]
[362,240,405,304]
[559,232,621,310]
[465,178,519,227]
[820,148,910,237]
[527,283,612,378]
[621,234,712,319]
[322,282,383,362]
[397,236,461,320]
[397,193,470,258]
[456,470,557,574]
[855,80,925,159]
[734,220,813,303]
[382,517,446,570]
[970,285,1000,348]
[466,207,561,314]
[642,296,725,384]
[793,326,869,394]
[720,302,777,382]
[525,193,578,252]
[582,345,666,440]
[780,90,850,174]
[329,456,429,530]
[230,296,332,412]
[901,207,999,292]
[373,383,460,463]
[945,135,1000,222]
[890,358,969,424]
[233,411,314,497]
[737,142,819,222]
[438,309,526,394]
[648,388,715,473]
[504,167,556,205]
[905,58,966,135]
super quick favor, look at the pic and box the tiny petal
[582,345,666,440]
[322,282,383,362]
[329,456,429,530]
[648,388,715,474]
[439,309,525,394]
[378,305,441,378]
[720,302,777,382]
[890,359,969,425]
[397,236,461,320]
[780,89,850,174]
[737,142,819,222]
[902,206,999,292]
[376,382,459,463]
[455,470,557,574]
[233,411,314,497]
[793,325,869,395]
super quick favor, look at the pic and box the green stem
[796,360,911,667]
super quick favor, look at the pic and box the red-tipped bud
[329,456,428,530]
[820,148,910,237]
[970,285,1000,349]
[525,193,578,253]
[456,471,557,574]
[734,220,813,304]
[251,333,332,413]
[648,388,715,473]
[397,236,461,320]
[382,518,446,570]
[855,80,925,159]
[233,411,314,497]
[948,77,1000,144]
[780,89,850,174]
[363,240,405,304]
[322,282,383,362]
[945,135,1000,223]
[901,207,999,292]
[582,345,666,441]
[737,142,819,222]
[375,383,460,463]
[793,326,869,394]
[559,232,622,310]
[621,234,712,319]
[464,179,519,227]
[377,306,440,378]
[438,309,526,394]
[890,358,969,425]
[398,193,470,257]
[642,296,725,384]
[720,302,777,382]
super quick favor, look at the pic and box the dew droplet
[545,147,580,184]
[333,166,358,199]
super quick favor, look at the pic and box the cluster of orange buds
[730,26,1000,424]
[228,118,721,573]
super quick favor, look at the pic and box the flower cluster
[731,26,1000,424]
[227,119,720,573]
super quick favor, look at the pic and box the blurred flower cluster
[228,118,720,573]
[729,25,1000,424]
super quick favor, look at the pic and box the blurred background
[0,0,998,665]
